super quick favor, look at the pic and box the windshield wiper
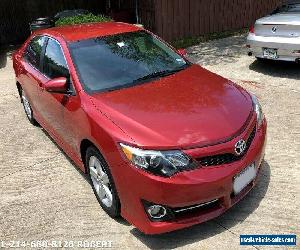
[132,65,189,84]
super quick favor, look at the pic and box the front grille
[197,126,256,167]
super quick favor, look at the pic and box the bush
[55,13,112,26]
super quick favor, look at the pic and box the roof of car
[35,22,143,42]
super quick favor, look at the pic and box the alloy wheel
[89,155,113,208]
[21,90,33,120]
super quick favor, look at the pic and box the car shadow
[249,59,300,80]
[130,161,271,249]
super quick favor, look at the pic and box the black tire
[256,57,267,62]
[86,146,121,218]
[20,88,38,126]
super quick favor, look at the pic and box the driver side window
[43,38,69,79]
[42,38,75,94]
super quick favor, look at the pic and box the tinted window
[273,4,300,13]
[43,38,69,79]
[24,36,46,70]
[69,31,189,93]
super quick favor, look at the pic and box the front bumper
[113,119,267,234]
[247,33,300,62]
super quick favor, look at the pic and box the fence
[0,0,284,45]
[153,0,284,41]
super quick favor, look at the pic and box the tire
[86,146,121,218]
[255,57,266,62]
[21,88,38,125]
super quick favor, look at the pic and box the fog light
[147,205,167,219]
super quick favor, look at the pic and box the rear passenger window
[24,36,46,70]
[43,38,69,79]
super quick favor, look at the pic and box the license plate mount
[233,163,256,195]
[263,48,278,59]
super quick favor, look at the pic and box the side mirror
[177,48,187,57]
[44,77,67,93]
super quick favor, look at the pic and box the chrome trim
[147,205,167,219]
[174,199,219,213]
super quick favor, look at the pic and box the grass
[171,28,248,49]
[55,13,112,26]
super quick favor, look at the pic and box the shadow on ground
[0,50,7,69]
[0,45,19,69]
[131,161,271,249]
[249,59,300,80]
[187,35,247,66]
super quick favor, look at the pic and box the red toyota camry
[13,22,267,234]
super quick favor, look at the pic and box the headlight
[120,143,196,177]
[251,94,264,127]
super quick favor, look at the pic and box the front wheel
[21,88,37,125]
[86,146,121,218]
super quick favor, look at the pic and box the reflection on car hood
[89,65,253,149]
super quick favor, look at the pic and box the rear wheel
[86,146,121,218]
[21,88,37,125]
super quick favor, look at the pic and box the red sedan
[13,22,267,234]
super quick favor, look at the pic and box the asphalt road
[0,35,299,249]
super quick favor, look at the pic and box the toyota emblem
[235,139,247,156]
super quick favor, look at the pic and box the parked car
[29,9,90,33]
[247,1,300,62]
[13,22,267,234]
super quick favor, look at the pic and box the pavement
[0,34,299,249]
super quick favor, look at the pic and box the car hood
[256,13,300,25]
[89,65,253,149]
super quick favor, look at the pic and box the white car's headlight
[251,94,264,127]
[120,143,196,177]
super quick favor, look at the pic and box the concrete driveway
[0,35,299,249]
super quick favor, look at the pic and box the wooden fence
[152,0,284,41]
[0,0,284,45]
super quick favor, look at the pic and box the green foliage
[172,29,248,49]
[55,13,112,26]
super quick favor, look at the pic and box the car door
[38,37,81,154]
[19,36,47,116]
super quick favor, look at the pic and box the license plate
[233,163,256,195]
[263,48,278,59]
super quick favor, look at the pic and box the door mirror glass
[44,77,67,93]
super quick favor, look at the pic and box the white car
[247,1,300,62]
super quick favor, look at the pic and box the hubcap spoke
[101,173,110,185]
[94,182,100,194]
[98,185,106,199]
[89,155,113,208]
[89,166,98,180]
[103,185,113,206]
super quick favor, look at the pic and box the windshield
[273,3,300,14]
[69,31,189,93]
